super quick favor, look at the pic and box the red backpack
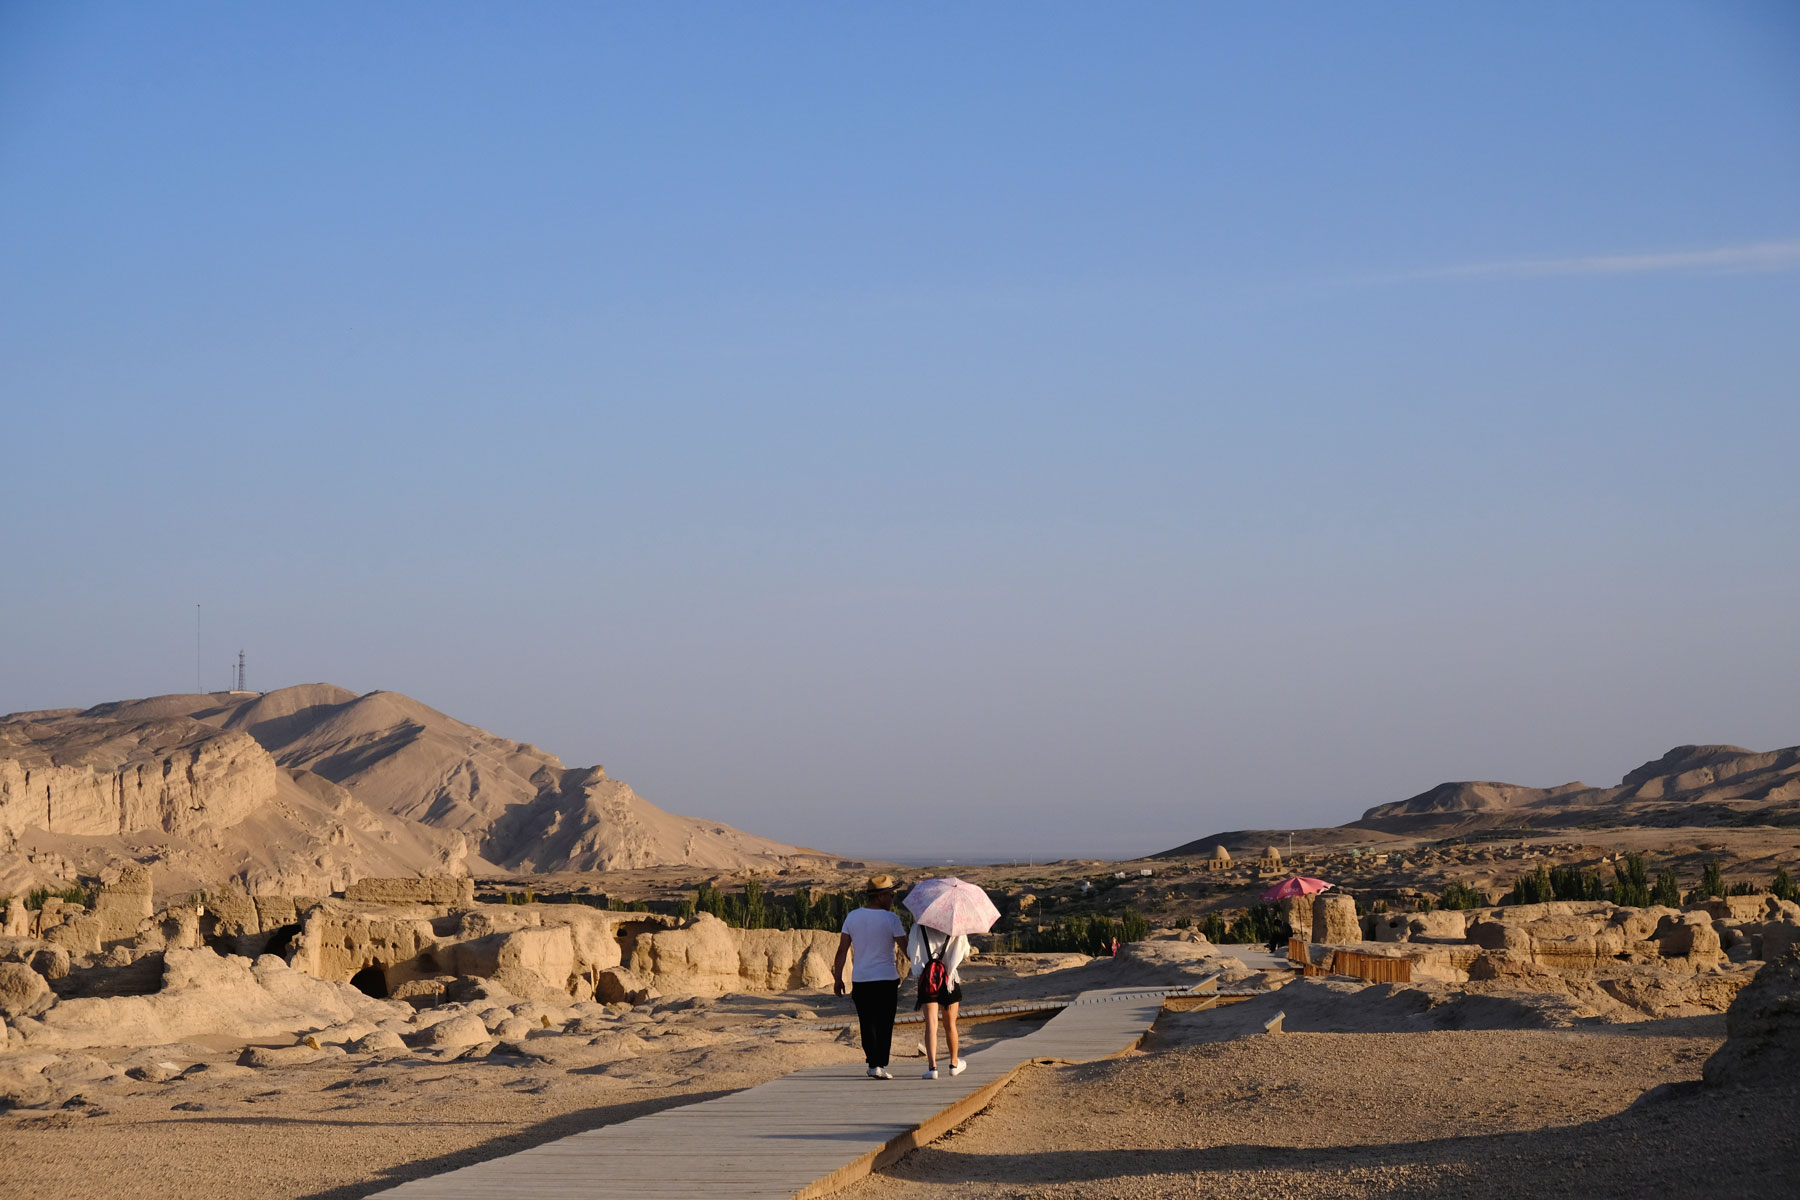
[922,928,949,993]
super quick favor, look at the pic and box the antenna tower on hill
[236,650,246,692]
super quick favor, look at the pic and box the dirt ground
[842,1018,1796,1200]
[0,989,1050,1200]
[3,953,1792,1200]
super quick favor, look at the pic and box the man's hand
[833,932,852,997]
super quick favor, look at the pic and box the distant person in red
[833,875,907,1079]
[1110,936,1120,957]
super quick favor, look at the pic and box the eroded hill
[1353,744,1800,835]
[0,684,831,896]
[1161,742,1800,857]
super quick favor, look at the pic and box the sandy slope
[841,1024,1795,1200]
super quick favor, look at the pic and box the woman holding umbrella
[1260,874,1333,958]
[903,877,999,1080]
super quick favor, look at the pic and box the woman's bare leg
[945,1001,960,1066]
[922,1003,939,1069]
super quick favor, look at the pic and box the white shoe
[867,1066,880,1078]
[949,1059,967,1076]
[875,1066,892,1079]
[922,1067,938,1080]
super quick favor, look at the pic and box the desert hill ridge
[0,683,833,897]
[1163,740,1800,857]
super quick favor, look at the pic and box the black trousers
[850,979,900,1068]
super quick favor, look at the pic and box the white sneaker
[949,1059,967,1076]
[875,1066,892,1079]
[867,1066,881,1078]
[922,1067,938,1080]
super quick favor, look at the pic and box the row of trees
[1200,901,1286,946]
[681,881,880,932]
[7,886,93,911]
[1506,855,1797,908]
[496,882,1167,957]
[1434,882,1488,910]
[989,909,1152,956]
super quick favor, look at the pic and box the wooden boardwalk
[373,986,1191,1199]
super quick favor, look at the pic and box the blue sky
[3,3,1797,859]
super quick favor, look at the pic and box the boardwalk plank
[375,988,1176,1200]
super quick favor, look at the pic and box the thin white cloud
[1420,239,1800,281]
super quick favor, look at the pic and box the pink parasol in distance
[902,877,1002,938]
[1260,875,1334,902]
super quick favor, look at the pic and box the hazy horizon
[4,4,1797,861]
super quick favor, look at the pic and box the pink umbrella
[903,877,1001,937]
[1261,875,1334,902]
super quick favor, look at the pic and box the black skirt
[915,976,964,1009]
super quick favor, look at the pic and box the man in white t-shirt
[833,874,907,1079]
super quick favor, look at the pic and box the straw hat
[866,873,897,893]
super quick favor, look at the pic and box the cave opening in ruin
[350,965,389,998]
[263,923,299,959]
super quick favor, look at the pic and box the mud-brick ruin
[1277,888,1800,1013]
[0,868,845,1054]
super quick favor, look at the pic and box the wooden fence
[1289,940,1412,984]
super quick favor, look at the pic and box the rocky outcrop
[93,866,154,944]
[1371,910,1467,943]
[345,877,474,906]
[0,936,70,982]
[594,965,653,1004]
[487,768,820,873]
[628,914,838,995]
[283,896,671,1003]
[1703,949,1800,1088]
[2,897,27,938]
[277,899,840,1002]
[1301,897,1787,1003]
[0,962,52,1019]
[1463,902,1723,971]
[277,899,844,1001]
[1,684,832,893]
[1311,894,1361,945]
[1459,902,1744,973]
[1281,895,1312,942]
[0,716,274,841]
[9,947,408,1050]
[286,906,445,988]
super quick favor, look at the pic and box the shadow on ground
[872,1077,1799,1199]
[296,1089,737,1200]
